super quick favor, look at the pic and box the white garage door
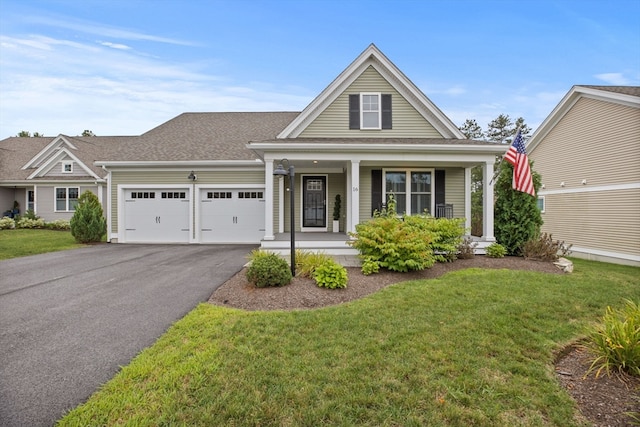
[124,189,190,243]
[200,189,265,243]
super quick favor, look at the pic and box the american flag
[504,130,535,196]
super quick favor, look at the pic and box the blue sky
[1,0,638,139]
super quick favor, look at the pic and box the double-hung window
[56,187,79,211]
[349,93,392,130]
[384,170,433,215]
[361,93,381,129]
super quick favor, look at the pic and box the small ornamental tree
[494,159,543,256]
[70,191,106,243]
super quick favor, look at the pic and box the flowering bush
[0,216,15,230]
[16,217,45,229]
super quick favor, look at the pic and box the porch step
[260,239,359,256]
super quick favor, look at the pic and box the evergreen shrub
[70,191,106,243]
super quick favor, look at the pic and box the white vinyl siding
[300,66,443,138]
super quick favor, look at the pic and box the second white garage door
[200,189,265,243]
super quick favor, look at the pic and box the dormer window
[62,161,73,173]
[349,93,392,130]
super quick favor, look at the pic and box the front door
[302,176,326,228]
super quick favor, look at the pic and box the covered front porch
[259,232,492,257]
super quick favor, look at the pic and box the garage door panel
[124,189,190,243]
[200,189,265,243]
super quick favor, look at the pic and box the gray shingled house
[1,44,506,253]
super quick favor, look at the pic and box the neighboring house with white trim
[527,85,640,266]
[1,44,505,252]
[0,135,127,221]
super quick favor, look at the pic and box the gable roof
[0,135,132,182]
[277,44,464,139]
[528,85,640,152]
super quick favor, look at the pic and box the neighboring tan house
[1,44,505,253]
[527,85,640,266]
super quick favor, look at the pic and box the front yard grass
[0,229,85,260]
[58,259,640,427]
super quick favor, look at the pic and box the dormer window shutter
[349,94,360,129]
[381,94,392,129]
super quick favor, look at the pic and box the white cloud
[594,73,631,85]
[100,41,132,50]
[0,33,310,138]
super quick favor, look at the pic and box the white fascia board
[528,86,640,153]
[27,148,101,180]
[249,142,506,154]
[22,135,77,170]
[95,160,264,168]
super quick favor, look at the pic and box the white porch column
[349,160,360,234]
[464,167,472,232]
[264,160,275,241]
[278,176,284,233]
[482,161,496,242]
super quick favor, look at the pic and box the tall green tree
[459,115,532,236]
[17,131,31,137]
[494,159,543,255]
[70,191,106,243]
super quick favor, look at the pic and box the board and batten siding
[541,188,640,259]
[300,66,444,139]
[109,169,265,233]
[529,97,640,189]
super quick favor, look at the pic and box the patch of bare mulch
[555,344,640,427]
[208,256,561,311]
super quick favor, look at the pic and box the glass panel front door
[303,176,326,228]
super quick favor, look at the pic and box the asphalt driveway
[0,244,254,427]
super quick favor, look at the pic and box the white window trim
[62,161,73,174]
[54,187,79,212]
[537,195,545,213]
[360,92,381,130]
[383,168,435,215]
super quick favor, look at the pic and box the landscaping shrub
[295,250,332,278]
[348,214,436,273]
[16,217,45,229]
[247,249,275,262]
[457,236,477,259]
[0,216,15,230]
[70,191,106,243]
[522,232,572,261]
[586,299,640,378]
[246,253,292,288]
[45,219,71,230]
[485,243,507,258]
[312,259,347,289]
[409,216,465,262]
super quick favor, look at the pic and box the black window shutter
[371,169,383,215]
[435,170,446,206]
[381,94,392,129]
[349,94,360,129]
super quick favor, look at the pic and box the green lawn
[57,259,640,426]
[0,229,85,260]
